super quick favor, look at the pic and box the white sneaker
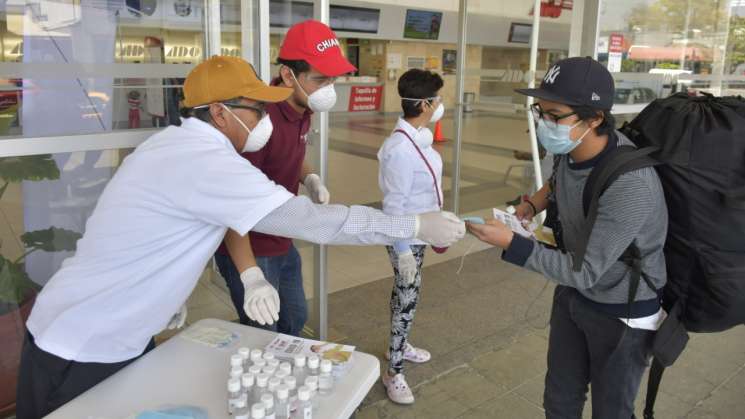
[386,343,432,363]
[382,371,415,405]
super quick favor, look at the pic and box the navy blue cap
[516,57,615,110]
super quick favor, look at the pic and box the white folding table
[45,318,380,419]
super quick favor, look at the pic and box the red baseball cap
[279,20,357,77]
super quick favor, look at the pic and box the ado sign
[348,86,382,112]
[609,33,624,54]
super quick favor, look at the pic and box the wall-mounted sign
[442,49,456,75]
[407,56,425,69]
[387,53,402,70]
[348,85,382,112]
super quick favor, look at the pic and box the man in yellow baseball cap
[17,55,465,418]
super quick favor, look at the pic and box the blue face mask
[536,118,591,155]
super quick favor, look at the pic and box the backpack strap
[643,358,666,419]
[571,146,660,272]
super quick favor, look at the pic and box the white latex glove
[167,304,187,330]
[397,250,418,285]
[303,173,330,205]
[241,267,280,326]
[415,211,466,248]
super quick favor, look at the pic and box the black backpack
[568,92,745,419]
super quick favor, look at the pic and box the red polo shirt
[218,100,312,257]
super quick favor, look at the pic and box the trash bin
[463,92,475,113]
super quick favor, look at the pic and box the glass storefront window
[598,0,745,123]
[0,1,256,415]
[0,149,131,415]
[0,0,255,139]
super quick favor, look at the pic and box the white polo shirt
[26,118,293,363]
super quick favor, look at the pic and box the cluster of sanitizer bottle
[226,347,336,419]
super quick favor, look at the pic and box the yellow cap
[183,56,292,108]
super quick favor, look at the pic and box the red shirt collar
[275,98,312,123]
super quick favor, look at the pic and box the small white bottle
[248,365,263,377]
[318,360,334,396]
[268,377,282,395]
[293,355,307,385]
[284,376,298,403]
[279,362,293,376]
[274,370,289,382]
[230,366,245,380]
[231,354,245,369]
[293,386,313,419]
[261,393,276,419]
[239,347,252,368]
[250,349,264,364]
[251,403,266,419]
[254,373,270,402]
[306,356,320,378]
[254,359,267,369]
[263,365,278,376]
[228,378,243,414]
[268,358,281,369]
[241,373,256,403]
[275,384,291,419]
[263,352,276,362]
[234,396,251,419]
[303,376,319,409]
[304,376,318,398]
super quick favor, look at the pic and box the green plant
[0,155,81,306]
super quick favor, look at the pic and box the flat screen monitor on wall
[403,9,443,40]
[269,0,313,28]
[330,5,380,34]
[509,23,533,44]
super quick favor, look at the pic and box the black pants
[544,286,655,419]
[16,331,155,419]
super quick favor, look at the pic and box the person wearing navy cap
[214,20,358,337]
[468,57,668,418]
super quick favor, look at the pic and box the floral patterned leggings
[385,245,426,375]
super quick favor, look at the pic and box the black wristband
[524,199,538,216]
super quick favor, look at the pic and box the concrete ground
[323,247,745,419]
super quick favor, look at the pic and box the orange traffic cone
[434,120,446,142]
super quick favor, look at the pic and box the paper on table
[180,326,238,349]
[265,334,355,377]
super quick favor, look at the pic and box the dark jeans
[16,331,155,419]
[544,286,655,419]
[214,244,307,336]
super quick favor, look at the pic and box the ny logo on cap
[544,65,560,85]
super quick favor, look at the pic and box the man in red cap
[214,20,356,336]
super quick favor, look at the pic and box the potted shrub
[0,155,81,416]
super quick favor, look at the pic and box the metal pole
[527,0,544,222]
[205,0,221,57]
[311,0,330,341]
[240,0,255,65]
[568,0,585,57]
[451,0,468,214]
[258,0,271,82]
[711,0,732,96]
[679,0,692,72]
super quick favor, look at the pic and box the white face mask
[290,69,337,112]
[430,103,445,123]
[416,127,434,147]
[401,97,444,125]
[222,104,273,153]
